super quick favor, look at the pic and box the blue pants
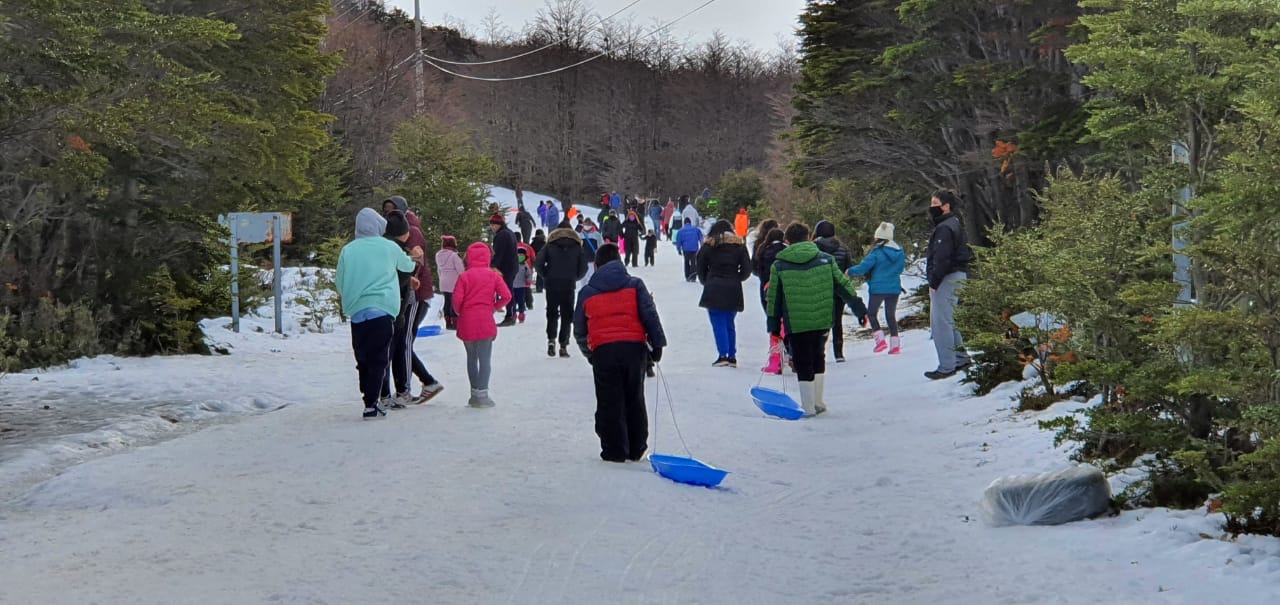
[513,288,528,314]
[708,309,738,358]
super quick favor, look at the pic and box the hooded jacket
[573,260,666,359]
[676,223,702,252]
[536,228,589,289]
[813,235,853,272]
[545,204,561,228]
[695,233,752,312]
[734,209,750,238]
[435,246,465,293]
[403,211,435,301]
[766,241,860,335]
[848,242,907,295]
[600,215,622,242]
[336,208,417,318]
[452,242,513,342]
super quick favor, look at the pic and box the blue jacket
[676,224,702,252]
[545,204,561,228]
[847,242,906,295]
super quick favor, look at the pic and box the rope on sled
[652,363,692,458]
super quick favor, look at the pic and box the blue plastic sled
[416,325,443,338]
[750,386,805,420]
[650,454,728,488]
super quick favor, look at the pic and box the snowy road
[2,235,1278,604]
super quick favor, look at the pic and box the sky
[384,0,808,52]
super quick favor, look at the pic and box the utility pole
[413,0,425,115]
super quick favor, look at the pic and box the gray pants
[463,338,493,390]
[930,272,971,372]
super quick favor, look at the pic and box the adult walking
[696,220,752,367]
[489,212,520,327]
[734,207,750,238]
[545,201,561,231]
[621,211,643,267]
[516,203,536,244]
[848,222,907,355]
[647,200,664,239]
[661,199,676,239]
[926,190,974,379]
[382,196,443,402]
[813,220,868,363]
[676,217,702,282]
[537,221,589,358]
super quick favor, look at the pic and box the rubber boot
[889,336,902,355]
[814,373,828,415]
[798,380,818,417]
[761,334,782,374]
[873,330,887,354]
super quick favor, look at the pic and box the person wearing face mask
[925,190,975,380]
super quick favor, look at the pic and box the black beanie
[814,220,835,239]
[384,210,410,238]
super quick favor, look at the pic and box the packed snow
[2,227,1279,604]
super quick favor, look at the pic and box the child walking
[848,222,907,354]
[513,248,534,323]
[435,236,464,331]
[336,208,419,419]
[643,229,658,266]
[452,241,513,408]
[767,222,862,417]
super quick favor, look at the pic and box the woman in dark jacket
[696,220,753,367]
[813,220,868,362]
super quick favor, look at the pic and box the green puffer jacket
[766,241,861,335]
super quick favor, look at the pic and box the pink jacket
[435,247,465,293]
[451,242,512,342]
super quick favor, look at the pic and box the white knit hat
[874,222,895,241]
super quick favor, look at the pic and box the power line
[417,0,722,83]
[419,0,642,67]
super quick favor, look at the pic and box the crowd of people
[334,189,974,459]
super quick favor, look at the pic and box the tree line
[789,0,1280,535]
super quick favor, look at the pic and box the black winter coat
[753,240,786,281]
[814,236,852,272]
[601,217,622,242]
[696,234,752,311]
[530,232,547,254]
[927,214,973,289]
[491,226,519,283]
[621,219,643,246]
[536,228,589,289]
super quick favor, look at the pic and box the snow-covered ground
[2,238,1279,604]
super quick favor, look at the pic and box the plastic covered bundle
[981,465,1112,527]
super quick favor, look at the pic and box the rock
[981,465,1112,527]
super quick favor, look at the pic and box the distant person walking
[848,222,907,355]
[696,220,752,368]
[676,218,702,282]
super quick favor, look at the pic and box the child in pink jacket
[435,235,465,330]
[451,241,512,408]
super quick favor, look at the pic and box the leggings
[463,338,493,390]
[869,294,900,336]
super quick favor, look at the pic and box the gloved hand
[649,347,663,363]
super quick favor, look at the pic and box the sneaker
[559,346,571,359]
[924,369,958,380]
[835,355,846,363]
[362,405,386,419]
[548,340,557,357]
[415,383,444,404]
[712,356,730,367]
[498,317,517,327]
[726,357,738,368]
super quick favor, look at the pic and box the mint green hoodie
[336,208,417,318]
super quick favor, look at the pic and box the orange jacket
[734,210,749,238]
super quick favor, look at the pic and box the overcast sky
[385,0,807,52]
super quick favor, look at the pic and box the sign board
[216,212,291,334]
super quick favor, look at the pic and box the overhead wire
[420,0,643,66]
[417,0,722,83]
